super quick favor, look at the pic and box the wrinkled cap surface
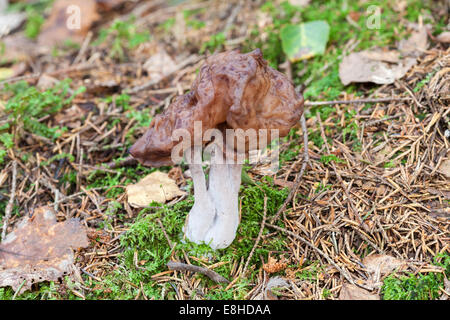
[129,49,304,167]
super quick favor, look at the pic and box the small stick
[304,97,412,106]
[271,114,309,223]
[73,31,93,65]
[157,218,174,249]
[167,261,230,284]
[2,161,17,241]
[104,155,137,169]
[243,196,267,276]
[0,63,95,87]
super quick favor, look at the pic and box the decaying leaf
[126,171,186,208]
[398,25,429,56]
[339,24,428,85]
[363,254,405,275]
[0,34,36,63]
[438,159,450,179]
[0,207,89,294]
[280,20,330,61]
[0,12,26,38]
[339,50,416,85]
[36,74,60,91]
[38,0,100,46]
[287,0,311,7]
[339,283,380,300]
[0,67,13,80]
[0,0,26,38]
[143,48,177,83]
[436,32,450,44]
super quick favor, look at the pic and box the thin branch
[304,97,412,106]
[167,261,230,284]
[2,160,17,241]
[103,155,137,169]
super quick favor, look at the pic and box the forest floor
[0,0,449,300]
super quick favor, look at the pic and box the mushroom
[129,49,304,249]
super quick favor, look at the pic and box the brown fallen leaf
[273,178,295,189]
[0,34,37,63]
[143,48,177,83]
[339,283,380,300]
[126,171,186,208]
[427,188,450,200]
[339,24,428,86]
[363,254,405,274]
[436,32,450,44]
[398,25,428,56]
[438,159,450,179]
[36,74,60,91]
[0,207,89,294]
[168,167,184,185]
[393,0,407,13]
[38,0,100,47]
[339,50,416,85]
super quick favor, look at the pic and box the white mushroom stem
[184,148,242,249]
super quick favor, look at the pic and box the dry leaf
[398,25,428,56]
[0,11,26,38]
[273,178,295,189]
[339,50,416,85]
[427,188,450,200]
[362,49,400,63]
[339,25,428,86]
[348,11,361,23]
[0,169,7,188]
[0,207,89,294]
[288,0,311,7]
[393,0,407,13]
[0,34,36,63]
[440,277,449,300]
[438,159,450,178]
[143,48,177,83]
[363,254,405,274]
[168,167,184,185]
[38,0,100,46]
[373,144,393,163]
[126,171,186,207]
[436,32,450,44]
[339,283,380,300]
[36,74,60,91]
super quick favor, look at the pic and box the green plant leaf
[280,20,330,61]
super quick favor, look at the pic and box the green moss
[382,253,449,300]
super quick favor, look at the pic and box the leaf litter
[0,0,448,300]
[0,207,89,294]
[339,24,429,85]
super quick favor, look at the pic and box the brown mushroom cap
[129,49,304,167]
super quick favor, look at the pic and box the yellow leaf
[126,171,186,208]
[0,68,13,80]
